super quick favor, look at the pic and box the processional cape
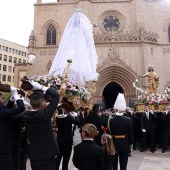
[20,11,99,112]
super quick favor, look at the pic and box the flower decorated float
[32,74,93,111]
[21,11,99,112]
[133,67,170,112]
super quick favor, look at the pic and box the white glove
[10,96,15,102]
[28,80,42,90]
[13,94,22,101]
[150,110,153,114]
[28,80,48,92]
[10,86,18,96]
[165,111,168,115]
[142,129,146,133]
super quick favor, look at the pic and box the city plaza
[1,0,170,170]
[13,1,170,169]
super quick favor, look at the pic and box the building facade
[0,38,28,85]
[26,0,170,107]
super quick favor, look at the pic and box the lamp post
[26,54,36,76]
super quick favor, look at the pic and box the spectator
[101,134,115,170]
[73,123,104,170]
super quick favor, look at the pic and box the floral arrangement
[137,93,170,105]
[34,75,63,90]
[33,75,92,103]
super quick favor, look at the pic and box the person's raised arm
[1,87,25,119]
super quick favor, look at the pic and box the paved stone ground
[26,129,170,170]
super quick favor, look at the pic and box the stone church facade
[25,0,170,107]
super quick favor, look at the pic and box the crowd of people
[0,81,170,170]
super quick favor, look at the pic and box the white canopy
[49,11,98,85]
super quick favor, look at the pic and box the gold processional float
[133,65,170,113]
[20,58,95,112]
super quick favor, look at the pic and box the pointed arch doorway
[103,82,124,109]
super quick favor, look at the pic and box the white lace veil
[49,11,98,85]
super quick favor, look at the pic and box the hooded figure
[109,93,133,170]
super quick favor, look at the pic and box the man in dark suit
[109,93,133,170]
[11,114,23,170]
[73,123,104,170]
[0,87,25,170]
[22,81,60,170]
[140,105,158,153]
[85,104,107,147]
[161,105,170,153]
[56,109,80,170]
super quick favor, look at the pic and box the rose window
[103,15,120,32]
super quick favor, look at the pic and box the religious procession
[1,2,170,170]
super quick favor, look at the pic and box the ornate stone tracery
[94,31,158,44]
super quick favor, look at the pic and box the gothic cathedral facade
[27,0,170,107]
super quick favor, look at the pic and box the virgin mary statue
[49,11,99,85]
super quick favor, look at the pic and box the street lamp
[28,54,36,65]
[26,54,36,76]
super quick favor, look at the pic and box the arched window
[46,25,56,45]
[168,24,170,43]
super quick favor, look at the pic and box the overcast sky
[0,0,56,47]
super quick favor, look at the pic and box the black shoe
[128,153,131,157]
[133,147,136,150]
[162,149,166,153]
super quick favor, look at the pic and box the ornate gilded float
[133,64,170,113]
[136,103,167,113]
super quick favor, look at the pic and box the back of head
[30,91,45,109]
[102,134,115,156]
[91,104,101,116]
[82,123,97,138]
[126,107,131,113]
